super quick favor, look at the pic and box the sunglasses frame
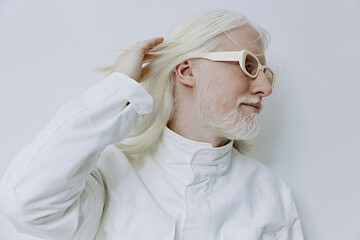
[193,50,275,87]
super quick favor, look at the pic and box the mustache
[236,96,261,106]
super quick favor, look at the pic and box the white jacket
[0,72,304,240]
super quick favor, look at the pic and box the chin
[228,130,260,141]
[224,119,260,141]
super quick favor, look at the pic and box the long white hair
[101,10,271,154]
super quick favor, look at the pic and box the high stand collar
[154,127,234,185]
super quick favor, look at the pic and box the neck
[167,112,230,148]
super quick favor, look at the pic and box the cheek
[211,88,239,113]
[211,79,249,110]
[204,64,250,110]
[211,64,250,92]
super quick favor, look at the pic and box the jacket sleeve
[287,189,305,240]
[0,72,153,240]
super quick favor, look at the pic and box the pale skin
[114,25,272,148]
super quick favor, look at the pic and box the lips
[241,103,261,110]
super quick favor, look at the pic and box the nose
[249,71,273,97]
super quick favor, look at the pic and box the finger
[135,37,164,52]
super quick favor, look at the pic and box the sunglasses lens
[244,53,259,76]
[264,68,274,86]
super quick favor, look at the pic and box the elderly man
[0,10,304,240]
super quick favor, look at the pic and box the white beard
[195,74,260,141]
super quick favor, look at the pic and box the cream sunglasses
[193,50,275,87]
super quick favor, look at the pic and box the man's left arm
[287,188,305,240]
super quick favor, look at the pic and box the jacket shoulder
[230,148,293,197]
[95,144,133,176]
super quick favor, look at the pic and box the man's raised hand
[114,37,164,82]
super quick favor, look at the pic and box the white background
[1,0,359,239]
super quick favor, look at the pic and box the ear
[174,60,196,88]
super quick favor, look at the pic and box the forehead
[215,24,265,62]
